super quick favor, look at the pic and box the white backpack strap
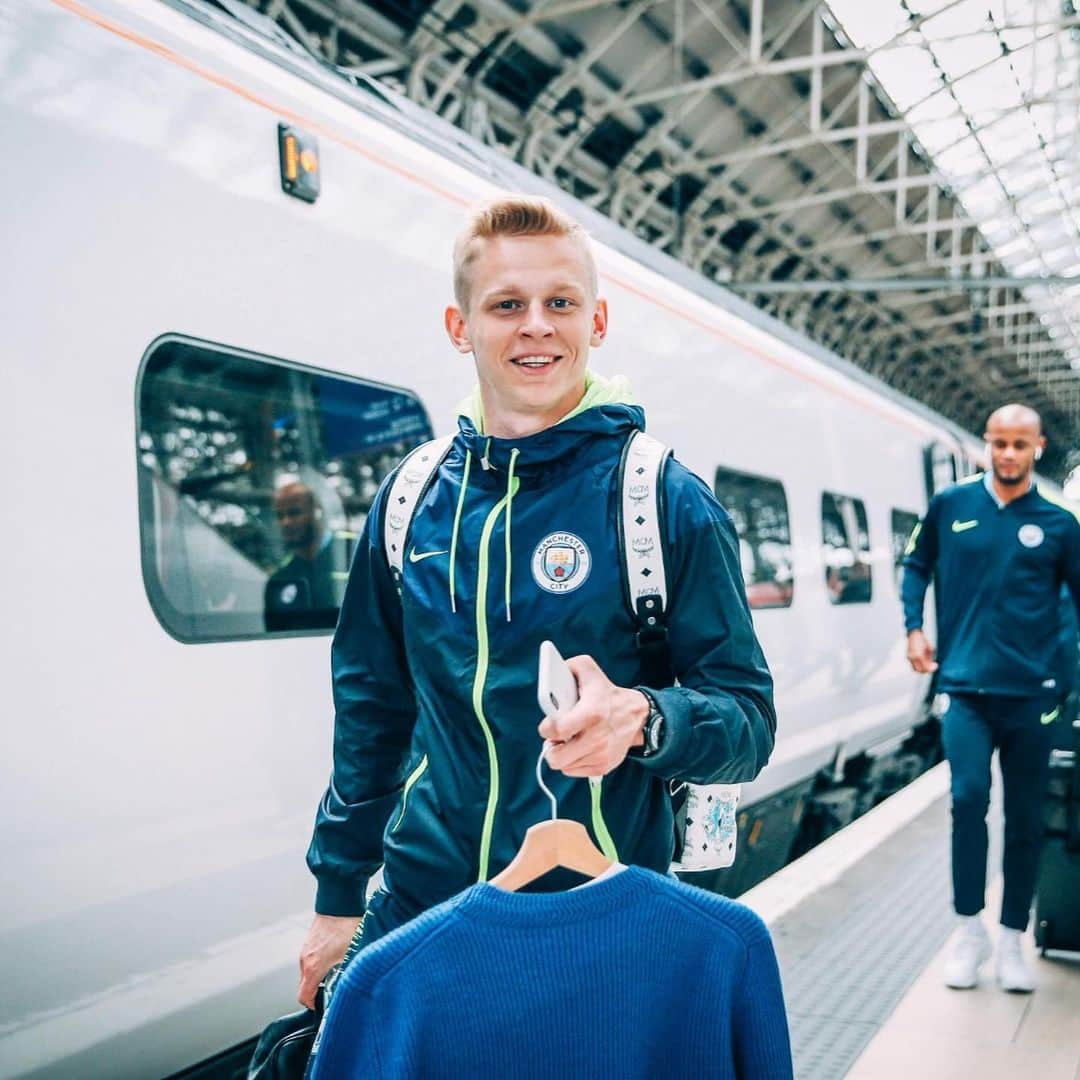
[620,430,672,636]
[383,434,455,591]
[620,432,742,875]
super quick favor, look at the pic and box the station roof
[239,0,1080,478]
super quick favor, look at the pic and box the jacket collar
[454,372,643,477]
[982,471,1034,508]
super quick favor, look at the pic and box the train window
[821,492,872,605]
[924,441,960,496]
[891,509,920,589]
[713,467,794,609]
[136,336,433,642]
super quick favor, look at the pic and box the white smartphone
[537,640,578,718]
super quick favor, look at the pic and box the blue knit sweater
[310,866,792,1079]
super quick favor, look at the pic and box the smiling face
[445,233,608,438]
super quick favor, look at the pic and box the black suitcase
[1034,716,1080,954]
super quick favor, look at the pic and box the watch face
[646,711,663,754]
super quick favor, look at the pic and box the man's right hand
[298,913,362,1009]
[906,629,939,674]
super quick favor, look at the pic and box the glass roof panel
[828,0,1080,398]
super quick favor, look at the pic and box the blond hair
[452,195,597,312]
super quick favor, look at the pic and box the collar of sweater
[459,865,661,927]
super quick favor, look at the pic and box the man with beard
[264,481,343,631]
[903,404,1080,992]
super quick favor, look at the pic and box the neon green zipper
[589,778,619,861]
[473,483,518,881]
[392,754,428,832]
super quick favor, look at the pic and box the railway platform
[737,762,1080,1080]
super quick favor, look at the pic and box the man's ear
[445,305,473,354]
[590,298,609,347]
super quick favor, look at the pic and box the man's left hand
[539,655,650,776]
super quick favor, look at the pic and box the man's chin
[994,470,1027,487]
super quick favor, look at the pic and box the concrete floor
[848,875,1080,1080]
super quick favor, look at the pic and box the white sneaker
[996,929,1036,993]
[944,916,992,989]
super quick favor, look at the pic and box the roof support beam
[729,276,1080,294]
[618,13,1080,111]
[729,173,944,222]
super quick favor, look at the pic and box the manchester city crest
[1017,523,1044,548]
[532,532,591,594]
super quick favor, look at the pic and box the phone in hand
[537,640,578,718]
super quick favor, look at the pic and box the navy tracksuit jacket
[902,474,1080,698]
[307,395,776,927]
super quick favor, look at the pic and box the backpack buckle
[634,594,668,650]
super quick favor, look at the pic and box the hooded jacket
[308,375,776,918]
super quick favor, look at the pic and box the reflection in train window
[821,492,872,605]
[136,336,433,642]
[890,509,920,590]
[713,467,794,609]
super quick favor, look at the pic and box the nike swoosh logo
[408,548,448,564]
[1041,708,1060,726]
[951,519,979,532]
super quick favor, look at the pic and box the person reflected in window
[264,481,340,632]
[838,560,872,604]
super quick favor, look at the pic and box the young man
[298,196,777,1006]
[903,404,1080,992]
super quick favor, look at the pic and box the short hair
[985,403,1043,435]
[452,195,597,312]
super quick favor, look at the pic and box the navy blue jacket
[308,398,776,917]
[901,474,1080,698]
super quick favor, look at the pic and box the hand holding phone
[537,641,601,787]
[537,640,578,718]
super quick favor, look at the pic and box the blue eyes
[492,298,574,311]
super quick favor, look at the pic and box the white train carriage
[1,0,991,1075]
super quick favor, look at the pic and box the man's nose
[519,300,554,335]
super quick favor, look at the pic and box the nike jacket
[901,474,1080,697]
[307,375,776,918]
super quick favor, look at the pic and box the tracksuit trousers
[941,693,1056,930]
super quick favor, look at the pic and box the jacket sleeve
[638,470,776,785]
[306,480,417,916]
[900,496,940,633]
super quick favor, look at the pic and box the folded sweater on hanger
[309,865,792,1079]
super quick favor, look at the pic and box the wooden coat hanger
[489,744,613,892]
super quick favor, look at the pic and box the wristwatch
[631,691,665,758]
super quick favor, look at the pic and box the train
[1,0,1033,1075]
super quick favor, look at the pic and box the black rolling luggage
[1034,716,1080,954]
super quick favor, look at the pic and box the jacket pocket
[392,754,429,833]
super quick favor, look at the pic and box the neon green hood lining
[456,371,637,433]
